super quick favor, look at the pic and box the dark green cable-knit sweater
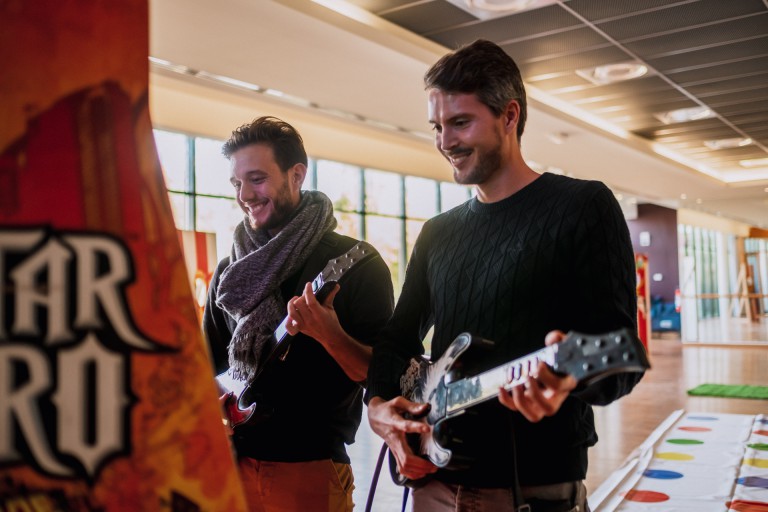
[366,172,644,487]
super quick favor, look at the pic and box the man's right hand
[367,396,439,481]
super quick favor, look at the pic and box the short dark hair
[221,116,308,171]
[424,39,527,141]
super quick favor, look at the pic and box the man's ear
[503,99,520,135]
[290,163,307,188]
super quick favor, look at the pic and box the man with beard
[203,116,394,512]
[365,40,644,511]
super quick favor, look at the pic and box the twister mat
[590,410,768,511]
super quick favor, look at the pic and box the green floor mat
[687,383,768,400]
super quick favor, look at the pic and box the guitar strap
[364,442,410,512]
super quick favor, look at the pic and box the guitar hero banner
[1,1,247,508]
[0,228,163,480]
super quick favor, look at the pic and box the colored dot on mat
[678,426,711,432]
[748,443,768,451]
[737,476,768,490]
[687,416,718,421]
[667,438,703,445]
[644,469,683,479]
[745,458,768,468]
[755,430,768,437]
[726,500,768,512]
[623,490,669,503]
[656,452,695,461]
[759,418,768,425]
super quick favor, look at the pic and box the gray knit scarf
[215,190,337,381]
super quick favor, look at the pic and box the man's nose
[238,183,253,203]
[437,128,457,153]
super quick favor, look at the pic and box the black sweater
[366,172,644,486]
[205,231,394,464]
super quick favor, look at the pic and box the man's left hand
[497,330,578,422]
[285,282,342,345]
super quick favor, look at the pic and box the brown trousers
[238,457,355,512]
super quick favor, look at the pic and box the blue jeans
[411,480,589,512]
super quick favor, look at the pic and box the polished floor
[350,317,768,511]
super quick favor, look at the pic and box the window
[153,128,466,304]
[195,137,233,197]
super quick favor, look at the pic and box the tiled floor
[684,316,768,345]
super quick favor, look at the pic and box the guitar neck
[445,345,557,415]
[272,278,337,345]
[443,328,647,415]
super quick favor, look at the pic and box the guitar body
[392,332,494,486]
[216,370,271,429]
[390,328,650,487]
[217,240,378,430]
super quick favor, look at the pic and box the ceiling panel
[380,2,473,34]
[490,27,608,64]
[212,0,768,225]
[426,4,580,46]
[668,55,768,85]
[354,0,768,187]
[646,39,768,74]
[622,18,768,58]
[592,0,767,41]
[684,74,768,97]
[516,46,631,76]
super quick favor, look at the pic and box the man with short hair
[366,40,644,511]
[204,116,394,512]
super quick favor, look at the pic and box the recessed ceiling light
[445,0,556,19]
[703,137,753,150]
[465,0,556,12]
[654,106,715,125]
[740,158,768,168]
[576,61,649,85]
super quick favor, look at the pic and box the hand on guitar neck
[285,281,343,347]
[368,327,650,487]
[497,329,578,423]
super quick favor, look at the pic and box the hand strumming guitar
[367,396,438,482]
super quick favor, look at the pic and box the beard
[248,178,297,233]
[451,144,502,186]
[449,128,504,185]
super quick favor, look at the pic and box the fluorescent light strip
[703,137,752,150]
[740,158,768,168]
[527,84,631,140]
[651,143,723,181]
[149,56,432,141]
